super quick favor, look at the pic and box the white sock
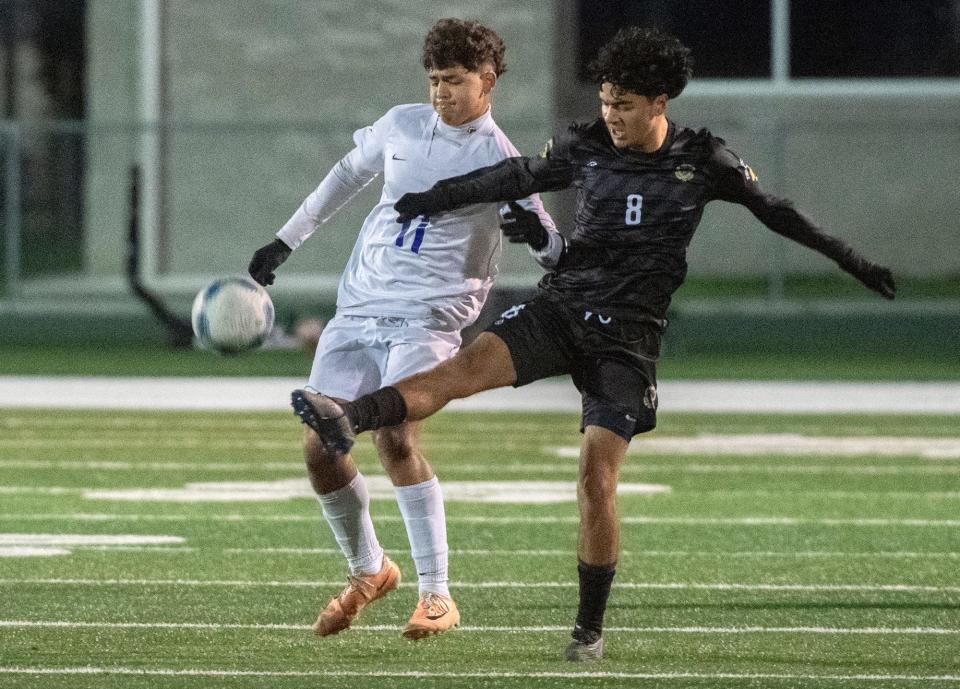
[317,472,384,576]
[394,476,450,597]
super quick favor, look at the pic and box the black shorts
[486,294,660,441]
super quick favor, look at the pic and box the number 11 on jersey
[396,216,429,254]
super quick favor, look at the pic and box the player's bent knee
[578,473,618,507]
[373,426,420,464]
[303,426,338,469]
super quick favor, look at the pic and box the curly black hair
[422,18,507,77]
[587,26,693,99]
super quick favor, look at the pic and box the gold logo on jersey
[738,158,758,182]
[674,163,696,182]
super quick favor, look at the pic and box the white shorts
[306,314,462,400]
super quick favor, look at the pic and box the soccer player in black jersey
[290,27,895,661]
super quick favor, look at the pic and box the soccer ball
[191,276,274,354]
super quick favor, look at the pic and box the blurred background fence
[1,0,958,355]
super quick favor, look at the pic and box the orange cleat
[402,592,460,640]
[313,555,401,637]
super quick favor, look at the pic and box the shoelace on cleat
[345,574,372,595]
[420,592,450,617]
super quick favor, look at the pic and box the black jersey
[406,117,872,327]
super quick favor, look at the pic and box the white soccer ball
[191,276,275,354]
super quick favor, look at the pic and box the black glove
[247,238,292,286]
[395,188,452,223]
[500,201,548,250]
[840,256,896,300]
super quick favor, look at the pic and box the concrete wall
[84,0,960,301]
[672,88,960,278]
[85,0,140,277]
[84,0,556,292]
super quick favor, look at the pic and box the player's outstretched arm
[395,155,573,223]
[261,144,383,285]
[713,148,895,299]
[248,238,292,287]
[836,251,896,299]
[747,195,896,300]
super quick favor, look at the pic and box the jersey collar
[607,119,677,159]
[433,107,495,138]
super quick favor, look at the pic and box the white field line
[0,547,70,557]
[8,545,959,559]
[1,435,462,454]
[2,620,958,635]
[77,478,669,504]
[10,433,960,457]
[3,545,958,559]
[622,464,960,475]
[625,464,960,475]
[618,434,960,459]
[48,546,196,553]
[0,416,274,430]
[1,667,959,682]
[0,487,79,495]
[0,534,184,546]
[4,486,960,501]
[7,432,960,457]
[0,438,297,451]
[1,513,958,527]
[221,547,960,560]
[0,460,303,471]
[705,490,960,499]
[3,578,959,593]
[5,459,960,476]
[0,478,673,505]
[0,534,187,558]
[4,377,960,414]
[1,417,534,431]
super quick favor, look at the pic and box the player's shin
[572,560,616,640]
[317,472,384,575]
[395,476,450,597]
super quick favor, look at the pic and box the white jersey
[277,103,556,330]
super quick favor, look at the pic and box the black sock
[342,386,408,433]
[573,560,616,640]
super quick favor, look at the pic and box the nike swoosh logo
[391,153,406,161]
[425,612,448,620]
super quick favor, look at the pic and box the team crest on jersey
[674,163,696,182]
[738,158,759,182]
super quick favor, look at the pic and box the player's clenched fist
[248,238,292,287]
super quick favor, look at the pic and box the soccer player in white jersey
[247,18,558,640]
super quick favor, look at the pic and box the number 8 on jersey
[625,194,643,226]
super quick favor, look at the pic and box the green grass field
[0,344,958,381]
[1,407,959,688]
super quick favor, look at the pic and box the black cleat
[565,626,604,661]
[291,389,355,456]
